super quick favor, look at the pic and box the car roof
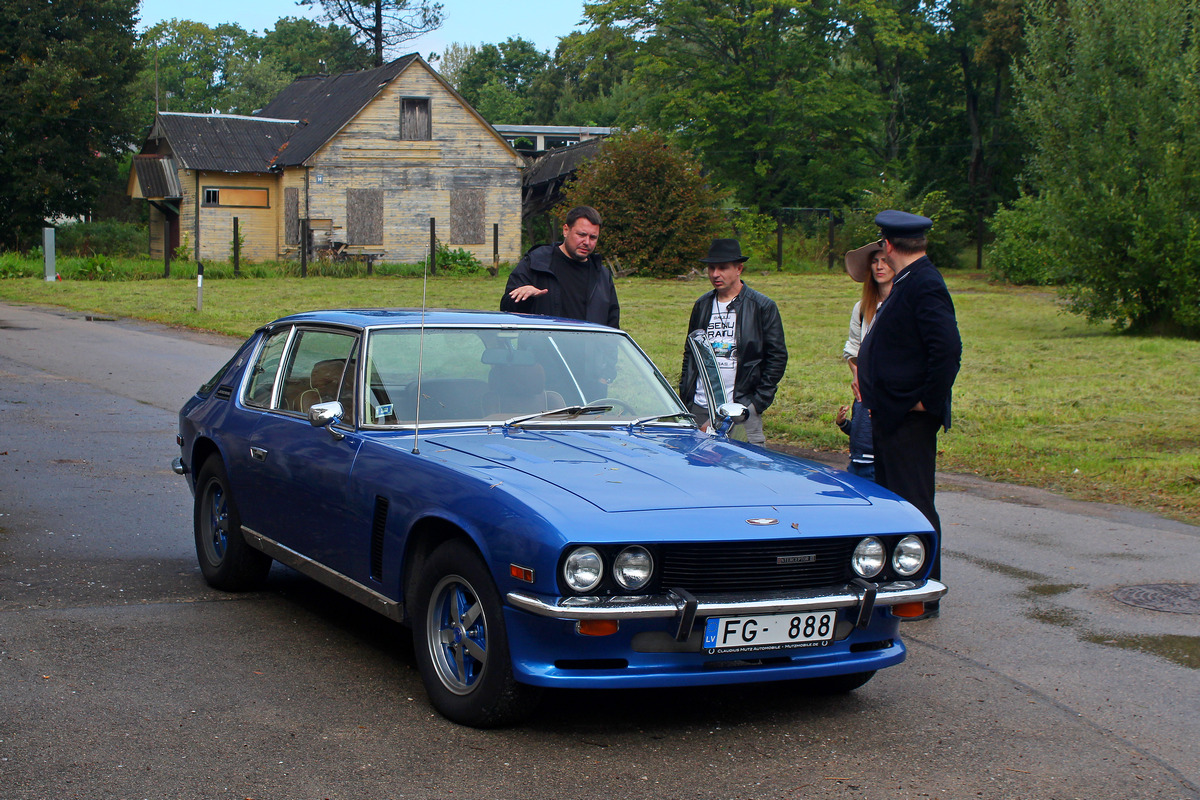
[266,308,613,331]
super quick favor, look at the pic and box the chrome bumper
[508,579,946,625]
[171,457,188,476]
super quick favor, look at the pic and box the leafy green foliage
[585,0,882,210]
[559,130,725,277]
[0,0,142,248]
[54,221,147,258]
[431,243,484,275]
[837,179,966,271]
[453,38,552,125]
[998,0,1200,335]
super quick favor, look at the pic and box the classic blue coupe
[173,309,945,727]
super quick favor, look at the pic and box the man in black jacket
[500,206,620,328]
[858,211,961,612]
[679,239,788,444]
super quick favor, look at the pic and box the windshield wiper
[503,403,614,428]
[628,412,697,431]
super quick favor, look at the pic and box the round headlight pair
[563,546,653,593]
[851,535,926,579]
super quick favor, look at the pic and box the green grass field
[2,265,1197,524]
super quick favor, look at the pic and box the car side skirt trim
[507,580,946,621]
[242,526,404,622]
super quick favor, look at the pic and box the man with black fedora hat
[679,238,788,444]
[858,211,961,616]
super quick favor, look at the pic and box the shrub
[558,130,726,278]
[53,220,147,258]
[987,195,1062,285]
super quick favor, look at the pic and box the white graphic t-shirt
[693,298,737,408]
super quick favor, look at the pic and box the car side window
[276,329,358,419]
[243,329,291,409]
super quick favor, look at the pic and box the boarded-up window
[284,188,300,245]
[347,189,383,244]
[202,187,269,207]
[401,98,431,140]
[450,189,486,245]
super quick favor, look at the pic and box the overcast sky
[136,0,588,57]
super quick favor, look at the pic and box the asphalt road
[1,301,1196,800]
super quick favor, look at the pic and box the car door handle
[250,447,268,462]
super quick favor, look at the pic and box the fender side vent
[215,386,233,400]
[370,496,388,581]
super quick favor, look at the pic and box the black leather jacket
[500,244,620,328]
[678,282,788,413]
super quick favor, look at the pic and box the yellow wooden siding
[299,61,524,264]
[186,172,278,262]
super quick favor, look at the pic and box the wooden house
[128,55,525,265]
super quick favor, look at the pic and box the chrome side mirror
[308,401,346,440]
[714,402,749,435]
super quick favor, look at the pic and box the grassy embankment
[1,259,1197,524]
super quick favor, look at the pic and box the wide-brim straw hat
[844,240,883,283]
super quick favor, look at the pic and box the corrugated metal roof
[132,155,183,198]
[256,55,419,167]
[523,137,604,188]
[149,113,299,173]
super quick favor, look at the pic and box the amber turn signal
[891,602,928,618]
[576,619,619,636]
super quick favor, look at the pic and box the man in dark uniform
[858,210,961,618]
[500,206,620,328]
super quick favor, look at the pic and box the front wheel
[413,540,540,727]
[194,456,271,591]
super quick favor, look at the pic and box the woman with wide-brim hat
[836,240,896,480]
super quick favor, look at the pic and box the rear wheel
[413,539,540,727]
[194,456,271,591]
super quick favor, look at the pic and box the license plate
[703,610,835,654]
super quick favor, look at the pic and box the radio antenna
[411,243,429,455]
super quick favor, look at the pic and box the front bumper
[508,579,946,634]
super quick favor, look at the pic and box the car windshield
[361,326,688,427]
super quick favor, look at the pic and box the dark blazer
[859,255,961,437]
[678,282,788,413]
[500,244,620,328]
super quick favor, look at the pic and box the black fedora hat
[699,238,749,263]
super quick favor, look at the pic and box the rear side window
[243,329,291,409]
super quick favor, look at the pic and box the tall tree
[587,0,882,209]
[455,37,552,124]
[299,0,443,67]
[260,17,374,76]
[0,0,142,247]
[133,20,256,121]
[993,0,1200,335]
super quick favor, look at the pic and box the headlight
[563,546,603,593]
[892,535,926,577]
[851,537,885,578]
[613,546,653,591]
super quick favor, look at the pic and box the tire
[802,670,876,695]
[413,539,540,727]
[194,456,271,591]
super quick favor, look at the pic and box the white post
[43,228,56,281]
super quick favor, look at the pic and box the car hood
[423,429,870,513]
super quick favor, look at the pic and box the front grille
[658,539,856,593]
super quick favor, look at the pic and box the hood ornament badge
[746,518,778,526]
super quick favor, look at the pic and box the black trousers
[874,411,943,581]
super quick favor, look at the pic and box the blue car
[173,309,945,727]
